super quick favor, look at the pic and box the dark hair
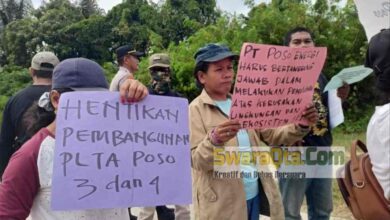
[193,61,210,89]
[21,88,73,138]
[117,56,125,66]
[32,66,54,79]
[22,102,56,138]
[283,27,314,46]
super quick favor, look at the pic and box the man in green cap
[147,53,181,97]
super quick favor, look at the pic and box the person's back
[365,28,390,200]
[0,51,59,177]
[3,85,51,145]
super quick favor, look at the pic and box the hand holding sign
[299,104,319,127]
[120,78,149,103]
[209,120,241,145]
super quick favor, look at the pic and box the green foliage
[165,17,243,100]
[78,0,103,18]
[106,0,155,51]
[61,15,112,63]
[0,0,32,26]
[0,64,30,96]
[102,61,118,82]
[2,17,37,66]
[0,0,378,133]
[34,1,84,59]
[1,0,84,66]
[153,0,220,47]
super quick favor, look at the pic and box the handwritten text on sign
[230,43,327,129]
[51,93,191,211]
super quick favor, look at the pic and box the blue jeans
[246,193,260,220]
[278,178,333,220]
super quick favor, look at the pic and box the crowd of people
[0,26,388,220]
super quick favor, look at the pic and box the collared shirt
[109,66,133,91]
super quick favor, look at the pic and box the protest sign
[324,65,373,92]
[354,0,390,41]
[230,43,327,129]
[51,93,191,211]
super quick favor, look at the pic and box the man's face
[289,31,314,48]
[124,54,140,73]
[150,67,171,80]
[150,67,172,94]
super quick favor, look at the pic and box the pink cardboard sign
[230,43,327,129]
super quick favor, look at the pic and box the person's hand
[210,120,241,145]
[119,78,148,103]
[299,104,318,128]
[337,82,350,101]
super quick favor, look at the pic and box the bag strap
[350,140,367,188]
[351,140,367,169]
[356,140,367,153]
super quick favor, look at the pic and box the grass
[300,130,366,220]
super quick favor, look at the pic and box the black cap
[116,45,144,59]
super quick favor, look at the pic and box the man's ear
[50,90,60,111]
[29,67,35,78]
[123,55,131,65]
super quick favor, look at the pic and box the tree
[1,0,85,66]
[1,18,37,66]
[155,0,220,47]
[106,0,157,52]
[0,0,32,26]
[78,0,103,18]
[34,0,84,59]
[61,15,113,63]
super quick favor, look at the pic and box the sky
[31,0,266,15]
